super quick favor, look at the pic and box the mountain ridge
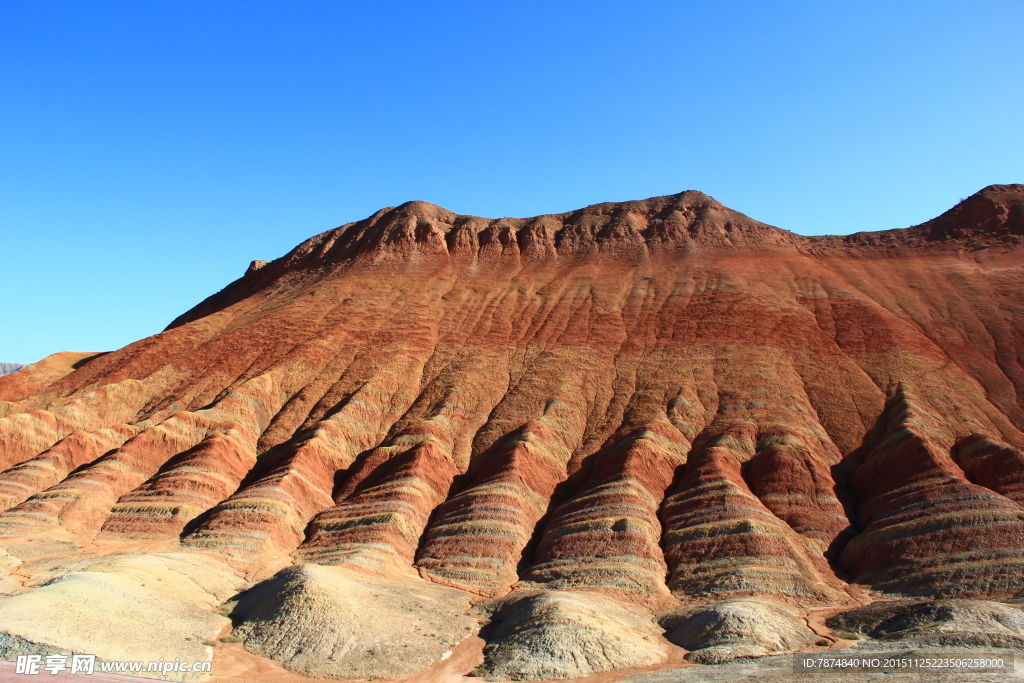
[0,186,1023,680]
[164,184,1024,334]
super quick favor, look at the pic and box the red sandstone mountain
[0,185,1023,680]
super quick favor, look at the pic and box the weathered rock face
[661,599,819,664]
[0,553,243,681]
[232,563,478,679]
[479,591,668,680]
[827,599,1024,649]
[836,380,1024,598]
[1,185,1024,680]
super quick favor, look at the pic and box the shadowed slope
[838,383,1024,598]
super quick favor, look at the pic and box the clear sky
[1,1,1022,364]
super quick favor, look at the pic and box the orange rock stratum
[1,185,1024,680]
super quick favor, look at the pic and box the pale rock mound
[827,600,1024,649]
[480,590,667,681]
[231,563,478,680]
[0,552,243,681]
[662,599,818,664]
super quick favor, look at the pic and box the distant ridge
[0,363,24,377]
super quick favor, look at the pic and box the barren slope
[1,185,1023,680]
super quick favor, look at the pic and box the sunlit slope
[1,185,1023,679]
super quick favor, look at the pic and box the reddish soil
[2,184,1024,680]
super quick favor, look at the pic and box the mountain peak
[164,187,1023,329]
[917,183,1024,241]
[3,184,1024,681]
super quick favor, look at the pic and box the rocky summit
[1,185,1023,682]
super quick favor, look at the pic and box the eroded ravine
[1,185,1024,681]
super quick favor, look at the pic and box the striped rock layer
[1,185,1024,628]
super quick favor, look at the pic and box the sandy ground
[3,645,1021,683]
[203,644,1024,683]
[205,635,490,683]
[202,636,697,683]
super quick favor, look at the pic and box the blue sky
[1,0,1022,364]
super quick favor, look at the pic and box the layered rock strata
[838,384,1024,597]
[0,185,1022,680]
[521,419,688,605]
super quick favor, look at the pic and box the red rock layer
[415,401,583,596]
[0,377,160,472]
[295,432,460,576]
[661,421,848,605]
[0,351,105,404]
[0,374,282,537]
[523,419,688,605]
[744,426,852,555]
[838,384,1024,598]
[98,432,257,539]
[0,424,139,511]
[294,342,520,577]
[955,434,1024,505]
[179,360,422,571]
[0,184,1022,607]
